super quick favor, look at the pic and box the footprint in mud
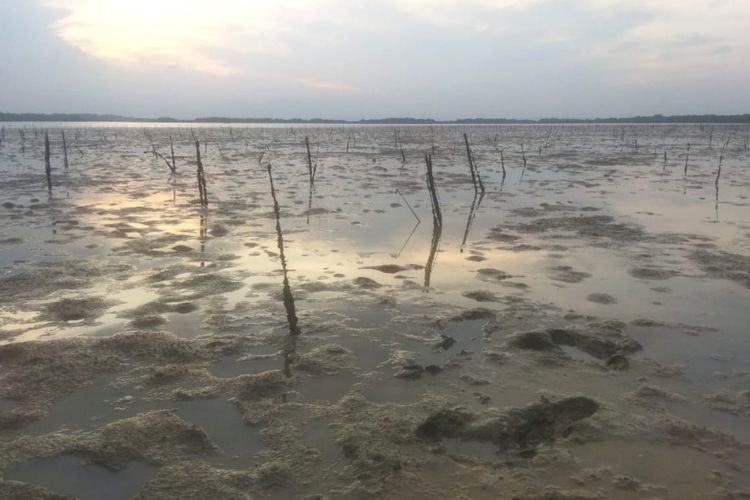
[5,454,156,500]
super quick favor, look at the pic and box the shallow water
[1,123,749,499]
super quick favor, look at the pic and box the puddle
[210,355,280,378]
[173,398,263,466]
[301,419,344,464]
[25,377,161,435]
[5,454,156,500]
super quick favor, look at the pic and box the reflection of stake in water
[306,183,315,225]
[460,192,484,253]
[266,165,301,377]
[393,189,421,258]
[424,155,443,291]
[199,211,207,267]
[713,135,732,223]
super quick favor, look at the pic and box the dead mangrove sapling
[424,154,443,291]
[463,133,485,193]
[170,136,176,172]
[500,148,507,182]
[195,141,208,205]
[61,131,69,169]
[44,132,52,192]
[266,164,302,347]
[305,136,314,183]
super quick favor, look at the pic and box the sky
[0,0,748,120]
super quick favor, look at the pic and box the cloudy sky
[1,0,748,119]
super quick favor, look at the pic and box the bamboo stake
[44,132,52,192]
[61,131,69,169]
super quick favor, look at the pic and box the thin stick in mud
[305,136,314,183]
[61,131,69,169]
[266,164,301,337]
[170,136,176,172]
[44,132,52,192]
[463,133,485,193]
[424,154,443,291]
[195,140,208,205]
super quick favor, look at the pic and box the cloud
[43,0,750,79]
[299,79,359,92]
[24,0,750,118]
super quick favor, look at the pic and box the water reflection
[460,192,484,252]
[199,211,207,267]
[424,155,443,291]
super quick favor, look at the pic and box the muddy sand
[1,123,749,499]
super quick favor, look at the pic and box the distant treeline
[1,112,749,124]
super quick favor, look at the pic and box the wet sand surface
[1,123,749,499]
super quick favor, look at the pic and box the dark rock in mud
[395,362,424,380]
[630,384,685,403]
[436,335,456,350]
[0,237,23,246]
[606,354,629,371]
[450,308,495,321]
[121,301,200,322]
[416,396,599,452]
[548,266,591,284]
[465,255,487,262]
[509,215,646,244]
[424,365,443,375]
[171,245,193,253]
[173,302,198,314]
[476,268,512,281]
[210,225,229,237]
[364,264,423,274]
[508,328,641,360]
[586,293,617,305]
[628,267,679,280]
[689,249,750,289]
[131,315,166,329]
[509,331,561,353]
[462,290,499,302]
[44,297,112,322]
[486,227,521,242]
[353,277,381,289]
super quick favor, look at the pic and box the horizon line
[1,112,750,125]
